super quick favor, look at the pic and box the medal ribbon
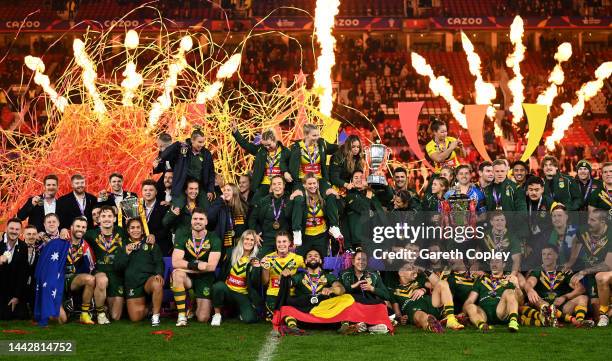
[67,240,83,265]
[267,148,281,176]
[306,272,321,296]
[271,198,285,222]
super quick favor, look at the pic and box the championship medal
[272,221,280,230]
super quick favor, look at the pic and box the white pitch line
[256,330,280,361]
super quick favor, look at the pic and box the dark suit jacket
[160,139,215,197]
[98,190,136,208]
[17,196,52,231]
[57,192,98,229]
[145,201,172,256]
[0,237,28,320]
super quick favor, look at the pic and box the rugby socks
[82,302,91,313]
[476,321,486,330]
[574,305,587,321]
[173,287,187,317]
[96,305,105,315]
[599,305,609,316]
[508,312,518,323]
[519,306,542,326]
[284,316,297,328]
[442,304,455,319]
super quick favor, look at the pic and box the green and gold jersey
[576,227,610,268]
[471,274,515,306]
[587,185,611,210]
[305,200,327,236]
[389,272,428,304]
[225,256,250,294]
[529,268,573,303]
[174,231,222,263]
[263,251,305,296]
[482,230,522,255]
[84,227,129,273]
[292,270,338,297]
[447,271,478,306]
[299,141,322,179]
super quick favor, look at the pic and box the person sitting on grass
[389,263,464,333]
[464,258,521,332]
[211,230,263,326]
[521,244,594,328]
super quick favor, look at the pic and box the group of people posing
[0,120,610,335]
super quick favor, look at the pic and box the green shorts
[96,270,124,298]
[481,300,504,325]
[401,295,441,324]
[64,273,77,293]
[190,273,214,299]
[125,285,146,299]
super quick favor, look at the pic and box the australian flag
[34,238,69,326]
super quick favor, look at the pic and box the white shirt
[113,191,125,207]
[144,200,156,222]
[165,190,172,203]
[43,197,56,215]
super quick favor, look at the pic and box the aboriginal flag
[271,276,393,333]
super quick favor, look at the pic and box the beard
[306,261,321,270]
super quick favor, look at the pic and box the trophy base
[367,175,388,188]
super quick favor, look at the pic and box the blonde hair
[261,129,276,142]
[230,229,259,266]
[303,172,325,207]
[303,123,319,135]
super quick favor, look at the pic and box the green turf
[1,319,611,361]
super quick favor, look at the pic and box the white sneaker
[211,313,222,326]
[293,231,302,247]
[176,314,188,327]
[356,322,367,333]
[151,314,160,327]
[597,314,609,327]
[97,312,110,325]
[367,324,389,334]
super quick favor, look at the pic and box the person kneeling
[58,217,96,325]
[115,218,164,327]
[171,208,221,326]
[211,230,263,326]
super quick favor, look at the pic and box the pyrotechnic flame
[73,39,107,118]
[121,31,143,107]
[195,54,241,104]
[216,54,241,79]
[24,56,68,112]
[125,30,139,50]
[536,42,572,107]
[460,32,496,119]
[148,35,192,127]
[313,0,340,117]
[545,61,612,150]
[506,16,526,124]
[410,52,467,128]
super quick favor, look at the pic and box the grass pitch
[1,319,611,361]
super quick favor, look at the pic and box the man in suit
[57,174,98,230]
[0,218,28,320]
[155,170,173,206]
[141,179,172,256]
[153,132,173,195]
[98,173,136,228]
[17,174,59,232]
[22,225,39,318]
[98,173,136,209]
